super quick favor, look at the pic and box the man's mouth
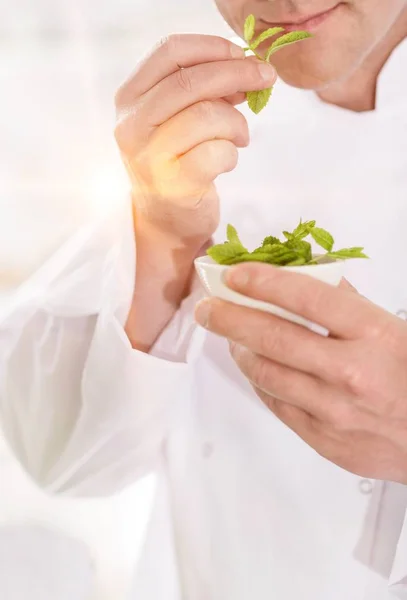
[260,3,342,32]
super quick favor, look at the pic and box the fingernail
[225,266,250,290]
[230,44,245,59]
[195,298,212,328]
[257,61,276,84]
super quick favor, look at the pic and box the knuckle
[175,67,193,93]
[366,317,392,343]
[113,118,128,152]
[258,321,284,359]
[229,341,247,367]
[205,140,238,173]
[114,113,139,155]
[340,360,367,396]
[114,61,144,109]
[157,34,170,50]
[226,105,249,144]
[199,101,249,147]
[114,66,142,109]
[194,100,216,122]
[249,355,271,391]
[160,33,181,54]
[231,325,250,351]
[114,85,124,109]
[222,142,239,171]
[113,120,123,146]
[114,81,131,109]
[238,115,250,143]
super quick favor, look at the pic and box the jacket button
[202,442,214,459]
[358,479,373,495]
[396,309,407,320]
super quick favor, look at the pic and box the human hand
[114,34,276,249]
[195,263,407,483]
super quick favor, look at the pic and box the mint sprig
[250,27,285,50]
[310,227,334,252]
[207,219,369,266]
[265,31,313,60]
[243,14,256,44]
[242,14,312,114]
[247,87,273,114]
[226,224,248,253]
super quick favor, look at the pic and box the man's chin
[272,53,354,92]
[276,68,339,91]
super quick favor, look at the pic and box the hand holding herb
[207,220,368,266]
[242,14,312,113]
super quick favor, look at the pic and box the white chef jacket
[1,37,407,600]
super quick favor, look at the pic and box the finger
[142,140,239,201]
[223,92,248,105]
[178,140,239,193]
[222,60,273,106]
[225,263,384,339]
[115,34,246,105]
[117,99,249,158]
[150,100,249,156]
[230,343,345,422]
[141,57,276,127]
[195,297,343,380]
[222,55,274,106]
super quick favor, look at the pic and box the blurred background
[0,1,231,598]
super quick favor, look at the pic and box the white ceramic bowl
[194,255,345,332]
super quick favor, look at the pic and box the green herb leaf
[327,247,369,260]
[285,239,312,262]
[260,243,284,253]
[207,242,246,265]
[262,235,281,246]
[244,14,256,43]
[251,27,285,50]
[286,257,307,266]
[226,224,248,252]
[226,244,297,266]
[291,219,316,240]
[207,224,368,267]
[246,87,273,114]
[254,244,298,265]
[265,31,312,60]
[253,240,284,253]
[310,227,334,252]
[242,16,312,114]
[225,252,269,265]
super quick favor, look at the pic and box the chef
[1,0,407,598]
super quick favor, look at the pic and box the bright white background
[0,2,231,599]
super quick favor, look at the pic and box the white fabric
[1,37,407,600]
[0,524,92,600]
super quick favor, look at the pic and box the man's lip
[261,3,340,27]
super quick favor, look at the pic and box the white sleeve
[389,507,407,591]
[0,197,206,497]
